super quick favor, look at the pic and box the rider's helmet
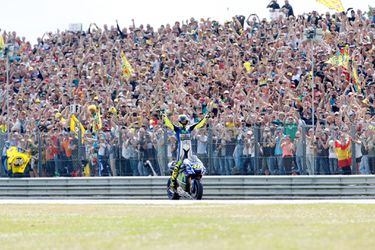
[178,115,189,126]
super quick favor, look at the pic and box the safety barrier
[0,176,374,199]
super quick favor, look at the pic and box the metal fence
[1,176,375,199]
[1,122,374,177]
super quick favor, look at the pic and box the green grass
[0,204,374,250]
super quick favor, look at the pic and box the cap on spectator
[224,90,230,94]
[55,112,62,119]
[88,105,97,112]
[35,99,40,104]
[109,107,117,114]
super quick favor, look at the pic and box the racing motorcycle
[167,141,206,200]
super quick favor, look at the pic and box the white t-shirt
[98,143,107,156]
[355,142,362,159]
[197,135,207,154]
[328,140,337,159]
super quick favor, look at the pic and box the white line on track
[0,200,375,205]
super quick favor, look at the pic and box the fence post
[351,124,356,174]
[254,126,260,175]
[118,130,123,176]
[78,130,82,176]
[302,125,307,175]
[163,127,168,176]
[207,124,213,175]
[37,130,42,177]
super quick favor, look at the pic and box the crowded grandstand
[0,1,374,177]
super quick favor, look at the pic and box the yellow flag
[92,108,102,134]
[316,0,344,12]
[352,62,361,92]
[243,61,253,73]
[83,163,91,176]
[70,114,85,143]
[326,46,349,68]
[0,35,4,57]
[0,35,4,50]
[121,51,133,79]
[7,147,31,174]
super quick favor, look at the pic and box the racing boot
[170,161,182,192]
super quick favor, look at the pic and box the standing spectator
[274,128,284,175]
[196,129,208,169]
[233,130,244,175]
[109,136,119,176]
[267,0,280,11]
[280,135,295,175]
[262,127,276,175]
[328,132,339,175]
[359,129,370,175]
[353,134,363,175]
[60,133,74,176]
[366,129,375,174]
[45,137,57,177]
[306,129,316,175]
[97,136,111,176]
[243,131,255,175]
[294,130,304,175]
[282,0,294,17]
[316,131,330,175]
[335,133,352,175]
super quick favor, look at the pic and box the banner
[6,147,31,175]
[352,62,361,93]
[316,0,344,12]
[326,45,349,68]
[92,108,102,134]
[70,114,85,143]
[121,51,133,79]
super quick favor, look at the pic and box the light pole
[303,27,322,175]
[5,46,10,140]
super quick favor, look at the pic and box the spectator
[294,130,304,175]
[316,131,330,175]
[282,0,294,17]
[328,132,339,175]
[335,133,352,175]
[262,127,276,175]
[280,135,295,175]
[97,136,111,176]
[196,129,208,169]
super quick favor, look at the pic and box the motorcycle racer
[162,112,208,191]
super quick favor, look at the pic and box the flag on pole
[92,107,102,134]
[326,45,349,68]
[6,146,31,175]
[121,51,133,79]
[352,62,361,93]
[70,114,85,143]
[316,0,344,12]
[0,35,5,58]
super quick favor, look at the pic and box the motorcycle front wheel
[190,179,203,200]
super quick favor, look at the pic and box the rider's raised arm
[189,115,208,132]
[163,114,177,132]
